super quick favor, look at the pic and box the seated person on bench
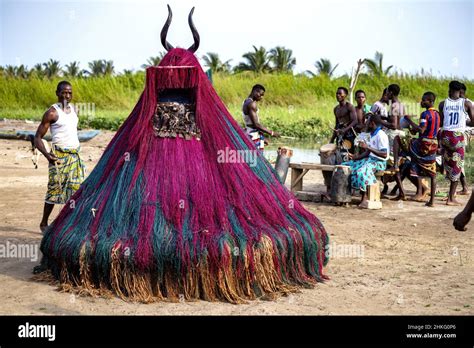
[343,114,389,208]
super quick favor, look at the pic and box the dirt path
[0,120,472,315]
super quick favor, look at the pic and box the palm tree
[269,46,296,73]
[235,46,271,73]
[87,60,105,77]
[64,61,81,77]
[364,51,393,77]
[43,59,61,78]
[202,52,232,73]
[121,69,134,76]
[307,58,339,77]
[3,65,17,78]
[103,60,115,76]
[31,63,46,78]
[141,53,166,69]
[15,64,30,79]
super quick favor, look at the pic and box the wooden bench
[289,162,395,209]
[289,163,336,192]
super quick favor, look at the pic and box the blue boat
[0,129,100,142]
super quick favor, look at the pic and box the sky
[0,0,473,78]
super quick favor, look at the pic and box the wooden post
[361,172,384,209]
[274,147,293,184]
[349,59,365,105]
[291,168,304,192]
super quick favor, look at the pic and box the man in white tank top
[34,81,85,233]
[439,80,474,206]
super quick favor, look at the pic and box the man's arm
[465,100,474,127]
[349,149,369,161]
[34,108,58,164]
[247,101,279,137]
[330,106,338,143]
[405,112,425,134]
[438,101,445,126]
[360,141,387,159]
[379,115,397,130]
[355,150,370,160]
[367,146,388,158]
[453,189,474,231]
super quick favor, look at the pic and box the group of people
[329,81,473,208]
[34,80,474,233]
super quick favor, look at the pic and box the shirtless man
[354,89,371,132]
[330,87,358,154]
[242,84,280,150]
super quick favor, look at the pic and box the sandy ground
[0,119,473,315]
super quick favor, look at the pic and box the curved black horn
[160,4,174,51]
[187,7,200,53]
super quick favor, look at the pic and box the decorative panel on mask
[152,101,201,140]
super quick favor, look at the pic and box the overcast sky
[1,0,473,78]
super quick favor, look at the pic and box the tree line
[0,47,393,79]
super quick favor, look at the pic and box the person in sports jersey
[242,84,280,150]
[459,82,472,195]
[400,92,440,206]
[34,81,85,232]
[439,80,474,206]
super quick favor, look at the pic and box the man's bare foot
[425,201,435,207]
[410,195,427,202]
[458,190,470,196]
[446,199,462,206]
[390,195,406,201]
[358,200,368,209]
